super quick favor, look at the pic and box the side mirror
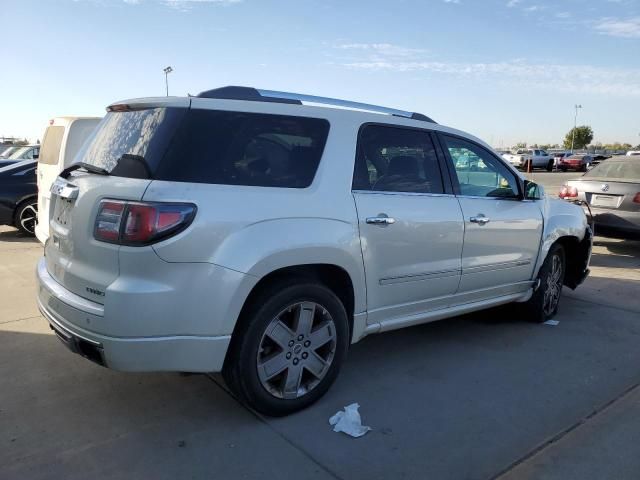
[524,180,543,200]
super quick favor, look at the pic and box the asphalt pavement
[1,174,639,479]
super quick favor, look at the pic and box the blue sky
[2,0,639,147]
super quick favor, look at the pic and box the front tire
[14,198,38,236]
[520,244,566,323]
[223,281,349,416]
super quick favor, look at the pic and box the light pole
[163,66,173,96]
[570,104,582,153]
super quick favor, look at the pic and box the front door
[439,134,544,303]
[352,124,464,326]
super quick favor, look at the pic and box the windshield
[1,147,18,158]
[585,160,640,180]
[8,147,30,159]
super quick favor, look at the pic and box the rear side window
[158,109,330,188]
[38,126,65,165]
[352,124,444,194]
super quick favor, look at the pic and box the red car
[558,154,593,172]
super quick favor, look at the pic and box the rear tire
[223,280,349,416]
[14,198,38,236]
[519,244,565,323]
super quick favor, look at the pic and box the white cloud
[337,43,426,59]
[339,58,640,97]
[595,17,640,38]
[555,12,571,19]
[443,0,460,3]
[506,0,521,7]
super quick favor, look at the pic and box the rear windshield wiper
[60,162,110,179]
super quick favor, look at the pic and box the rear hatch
[44,101,189,302]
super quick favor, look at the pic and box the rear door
[352,124,464,326]
[438,134,543,303]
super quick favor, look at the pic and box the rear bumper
[36,257,231,372]
[586,207,640,238]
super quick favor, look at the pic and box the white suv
[36,87,592,415]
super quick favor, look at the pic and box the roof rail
[196,86,436,123]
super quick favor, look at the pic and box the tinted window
[442,135,519,198]
[78,108,329,188]
[39,126,65,165]
[159,109,329,188]
[352,125,444,194]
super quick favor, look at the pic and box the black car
[0,159,19,169]
[0,160,38,235]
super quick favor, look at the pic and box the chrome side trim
[37,258,104,317]
[380,268,461,286]
[462,259,532,275]
[353,190,456,198]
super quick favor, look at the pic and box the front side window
[442,135,519,198]
[352,124,444,194]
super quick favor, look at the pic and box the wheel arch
[232,263,357,344]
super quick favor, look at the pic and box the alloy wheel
[257,301,337,399]
[543,254,563,316]
[19,203,38,234]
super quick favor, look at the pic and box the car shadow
[0,228,38,243]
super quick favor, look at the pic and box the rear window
[586,160,640,180]
[78,107,330,188]
[39,126,65,165]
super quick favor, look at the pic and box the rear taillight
[94,200,196,245]
[633,193,640,204]
[559,185,578,199]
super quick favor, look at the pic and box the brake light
[94,200,196,245]
[559,185,578,199]
[633,193,640,204]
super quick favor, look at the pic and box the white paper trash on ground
[543,319,560,326]
[329,403,371,438]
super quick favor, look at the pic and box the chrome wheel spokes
[257,301,336,399]
[19,204,38,234]
[543,254,563,316]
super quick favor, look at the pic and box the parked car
[34,116,101,244]
[504,149,554,171]
[626,151,640,157]
[36,87,592,416]
[552,152,570,167]
[560,157,640,239]
[0,160,38,235]
[557,154,593,172]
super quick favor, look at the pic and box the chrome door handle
[366,214,396,225]
[470,215,490,225]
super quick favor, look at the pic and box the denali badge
[601,184,610,192]
[86,287,105,297]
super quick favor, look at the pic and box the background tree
[563,126,593,150]
[515,142,527,149]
